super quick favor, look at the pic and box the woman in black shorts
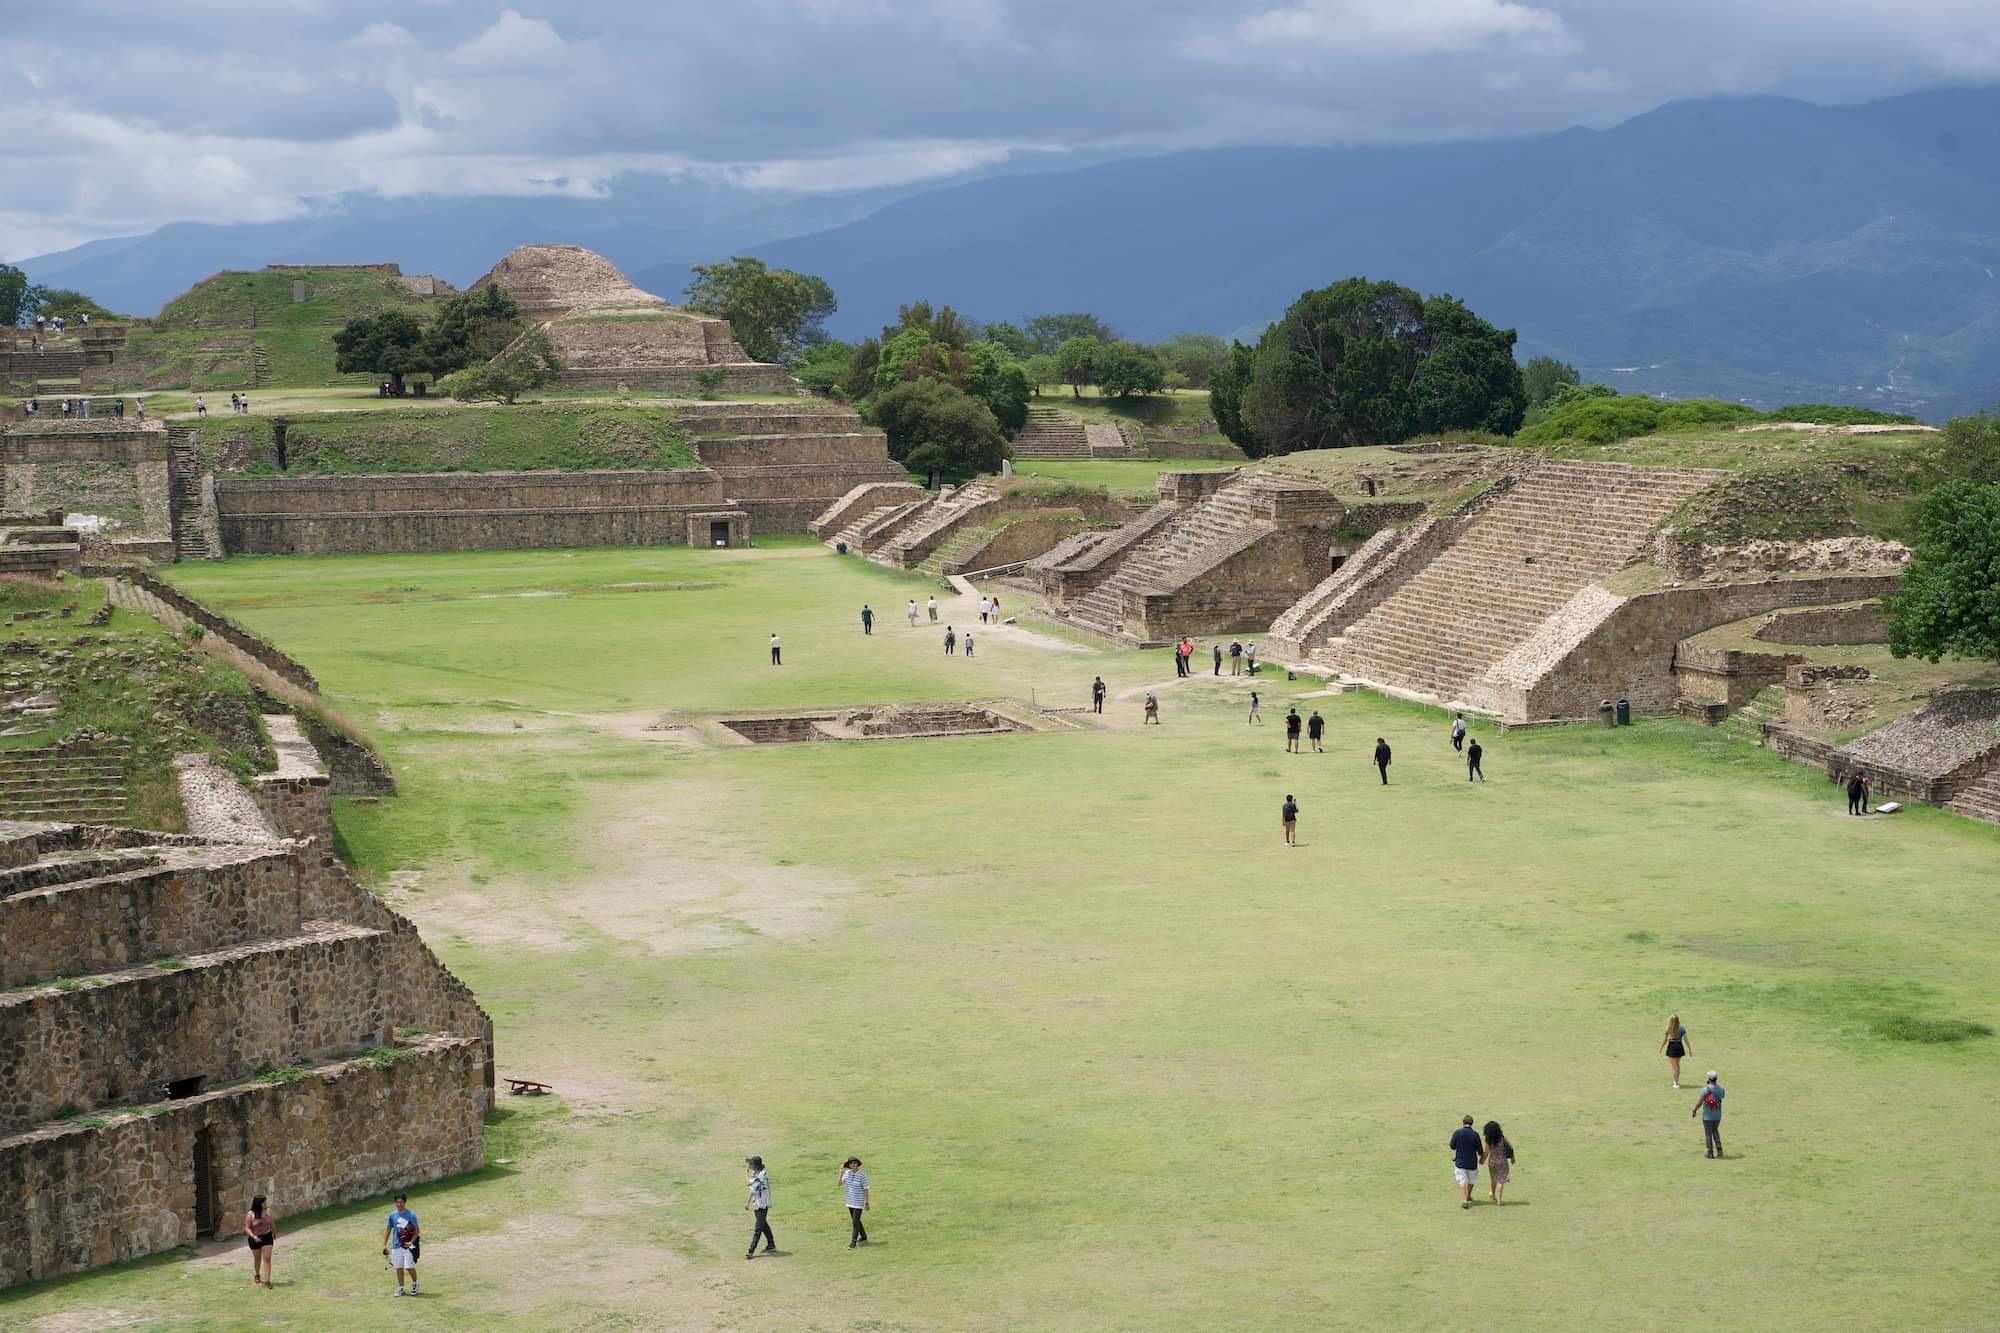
[245,1195,275,1288]
[1661,1014,1691,1089]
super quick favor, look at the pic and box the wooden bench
[505,1078,552,1096]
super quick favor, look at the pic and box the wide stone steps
[874,487,1000,567]
[1945,768,2000,826]
[0,746,132,825]
[1010,408,1091,458]
[851,499,929,552]
[828,503,901,551]
[1056,477,1283,635]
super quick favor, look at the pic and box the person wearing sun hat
[1690,1072,1726,1158]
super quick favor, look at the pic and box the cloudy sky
[5,0,1998,259]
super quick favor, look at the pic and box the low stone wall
[0,1036,485,1286]
[1754,602,1887,646]
[694,433,891,468]
[810,481,927,538]
[1,423,171,542]
[952,515,1104,573]
[0,846,299,989]
[1673,642,1802,711]
[553,365,795,394]
[253,774,335,845]
[1158,469,1238,505]
[1480,574,1902,721]
[111,571,319,691]
[1131,526,1336,643]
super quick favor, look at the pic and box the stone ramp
[869,483,1003,570]
[811,481,927,543]
[1324,461,1720,702]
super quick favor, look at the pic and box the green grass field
[1004,455,1239,497]
[8,543,1998,1331]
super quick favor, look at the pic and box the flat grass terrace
[4,539,1996,1331]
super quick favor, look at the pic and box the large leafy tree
[1056,336,1100,399]
[1521,355,1581,407]
[1234,278,1526,454]
[1924,409,2000,487]
[0,264,39,326]
[1096,340,1167,398]
[332,310,428,392]
[1209,341,1262,455]
[964,342,1031,434]
[424,283,524,368]
[440,327,563,404]
[869,378,1009,483]
[1024,312,1113,355]
[1886,481,2000,664]
[1156,332,1229,389]
[684,257,836,365]
[30,286,114,323]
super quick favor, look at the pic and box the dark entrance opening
[167,1074,207,1100]
[710,520,731,548]
[1329,554,1347,574]
[192,1128,217,1238]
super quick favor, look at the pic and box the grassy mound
[110,267,438,392]
[192,404,697,475]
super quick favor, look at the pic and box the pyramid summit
[470,243,669,316]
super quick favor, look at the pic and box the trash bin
[1598,700,1616,728]
[1616,697,1632,726]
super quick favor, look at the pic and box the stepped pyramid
[471,245,791,393]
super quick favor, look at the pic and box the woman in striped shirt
[840,1158,870,1248]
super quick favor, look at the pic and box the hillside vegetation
[108,267,439,391]
[190,404,697,475]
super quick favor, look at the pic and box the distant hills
[22,87,2000,418]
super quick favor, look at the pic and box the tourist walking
[230,392,240,414]
[1449,1115,1485,1209]
[1691,1072,1726,1158]
[907,599,918,628]
[1282,793,1299,845]
[382,1192,420,1295]
[1143,690,1160,724]
[1213,643,1222,676]
[1482,1122,1516,1205]
[1246,642,1259,676]
[769,632,782,666]
[1847,770,1869,815]
[1308,710,1324,753]
[861,604,874,635]
[927,596,938,623]
[991,594,1002,621]
[1452,713,1467,753]
[840,1157,871,1248]
[1467,737,1483,782]
[1230,640,1243,675]
[1092,676,1106,714]
[964,632,975,658]
[245,1195,275,1288]
[1662,1014,1691,1088]
[979,595,990,623]
[1178,636,1194,678]
[1248,690,1262,724]
[944,626,956,655]
[1285,707,1302,752]
[1374,737,1392,785]
[745,1156,776,1257]
[195,395,207,417]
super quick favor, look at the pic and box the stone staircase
[1323,461,1720,701]
[167,427,217,561]
[1946,765,2000,826]
[917,522,998,578]
[872,484,1003,569]
[1011,407,1090,458]
[0,745,132,824]
[835,498,930,554]
[1084,421,1136,457]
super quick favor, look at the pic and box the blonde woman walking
[1661,1014,1692,1089]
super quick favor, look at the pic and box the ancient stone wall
[109,571,320,690]
[1132,526,1337,643]
[695,433,895,468]
[1482,574,1901,720]
[1672,642,1802,711]
[1753,602,1888,645]
[0,1036,485,1286]
[1,423,171,546]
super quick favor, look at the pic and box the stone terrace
[0,803,490,1286]
[1322,461,1720,702]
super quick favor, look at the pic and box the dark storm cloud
[4,0,1998,256]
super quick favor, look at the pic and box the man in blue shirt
[381,1192,420,1295]
[1691,1071,1726,1158]
[1448,1115,1485,1209]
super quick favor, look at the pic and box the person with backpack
[244,1194,275,1288]
[1143,690,1160,724]
[382,1191,420,1295]
[1451,713,1467,753]
[1285,707,1302,752]
[745,1156,776,1257]
[1449,1114,1485,1209]
[1281,793,1299,846]
[944,626,956,655]
[1091,676,1106,714]
[1691,1072,1726,1158]
[1482,1122,1516,1205]
[1307,710,1324,753]
[1229,640,1243,675]
[1374,737,1393,785]
[840,1157,871,1248]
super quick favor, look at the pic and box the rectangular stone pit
[720,707,1026,745]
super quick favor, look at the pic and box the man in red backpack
[1690,1071,1726,1158]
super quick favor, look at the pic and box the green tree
[1923,409,2000,487]
[423,284,524,372]
[1025,313,1113,355]
[0,264,34,326]
[1056,336,1100,399]
[794,340,856,399]
[873,326,937,393]
[683,257,836,365]
[1023,353,1059,397]
[332,309,428,392]
[984,320,1031,359]
[32,287,115,323]
[1156,332,1229,389]
[1096,340,1167,398]
[1209,341,1262,456]
[1521,355,1581,407]
[869,378,1009,483]
[1238,278,1525,454]
[440,327,563,404]
[1886,481,2000,664]
[965,342,1031,435]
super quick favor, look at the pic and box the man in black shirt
[1449,1115,1485,1209]
[1213,643,1222,676]
[1846,770,1868,815]
[1374,737,1392,785]
[1281,794,1299,845]
[1307,710,1324,753]
[1091,676,1106,714]
[1285,708,1302,753]
[1467,737,1484,782]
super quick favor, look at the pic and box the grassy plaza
[8,539,1997,1330]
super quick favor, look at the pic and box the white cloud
[447,9,574,73]
[1231,0,1564,57]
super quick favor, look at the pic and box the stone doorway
[192,1128,217,1238]
[710,520,732,548]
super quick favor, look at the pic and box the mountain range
[23,88,2000,418]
